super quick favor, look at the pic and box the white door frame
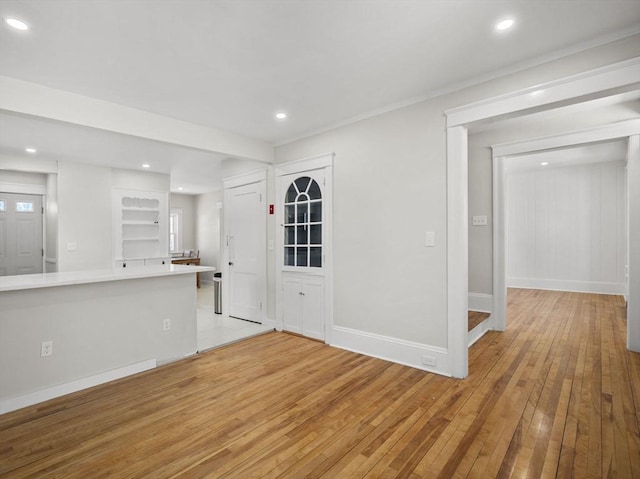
[491,119,640,336]
[222,169,267,322]
[275,152,334,342]
[445,57,640,378]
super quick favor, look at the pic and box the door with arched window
[283,175,323,270]
[276,157,332,342]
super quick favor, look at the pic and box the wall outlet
[472,215,488,226]
[41,341,53,357]
[163,318,171,331]
[422,354,437,367]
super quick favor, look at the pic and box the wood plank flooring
[1,289,639,478]
[468,311,490,331]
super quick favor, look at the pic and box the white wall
[506,161,627,294]
[222,157,269,178]
[277,103,448,348]
[111,168,169,191]
[627,135,640,352]
[274,35,640,369]
[468,151,493,296]
[0,155,57,174]
[1,76,275,164]
[0,273,197,412]
[467,101,640,297]
[0,170,46,189]
[57,162,113,271]
[57,162,170,272]
[170,193,197,251]
[196,190,223,283]
[45,173,58,272]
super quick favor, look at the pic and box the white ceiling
[504,139,629,173]
[0,111,228,193]
[0,1,639,193]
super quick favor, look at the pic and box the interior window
[16,201,34,212]
[169,208,183,253]
[284,176,322,267]
[0,200,5,211]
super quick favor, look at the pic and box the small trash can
[213,272,222,314]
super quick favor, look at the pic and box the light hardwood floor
[1,289,639,478]
[468,310,490,331]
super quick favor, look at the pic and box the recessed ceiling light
[275,112,287,120]
[177,187,183,191]
[5,17,29,31]
[142,163,150,168]
[541,162,549,166]
[495,18,514,31]
[530,89,544,97]
[25,147,37,154]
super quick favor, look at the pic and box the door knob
[229,262,234,266]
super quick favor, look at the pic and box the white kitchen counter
[0,263,215,413]
[0,264,215,292]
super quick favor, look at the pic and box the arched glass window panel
[308,181,321,200]
[295,176,310,193]
[284,176,322,268]
[285,184,297,203]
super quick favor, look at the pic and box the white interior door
[0,193,43,276]
[227,181,264,322]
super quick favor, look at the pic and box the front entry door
[227,182,264,322]
[0,193,43,276]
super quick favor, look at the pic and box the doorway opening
[492,121,638,333]
[446,57,640,378]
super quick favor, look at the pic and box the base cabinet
[114,258,171,269]
[282,273,324,341]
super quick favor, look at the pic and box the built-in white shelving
[112,188,169,267]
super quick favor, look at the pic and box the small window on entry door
[284,176,322,267]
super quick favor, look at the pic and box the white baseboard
[0,359,156,415]
[330,326,451,377]
[507,278,625,295]
[469,293,493,313]
[156,351,197,367]
[263,317,277,330]
[468,319,493,347]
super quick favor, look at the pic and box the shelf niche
[113,188,169,266]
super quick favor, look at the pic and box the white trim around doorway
[491,119,640,334]
[222,168,268,324]
[445,57,640,378]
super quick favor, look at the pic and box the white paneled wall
[506,161,626,294]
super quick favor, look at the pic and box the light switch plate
[425,232,435,247]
